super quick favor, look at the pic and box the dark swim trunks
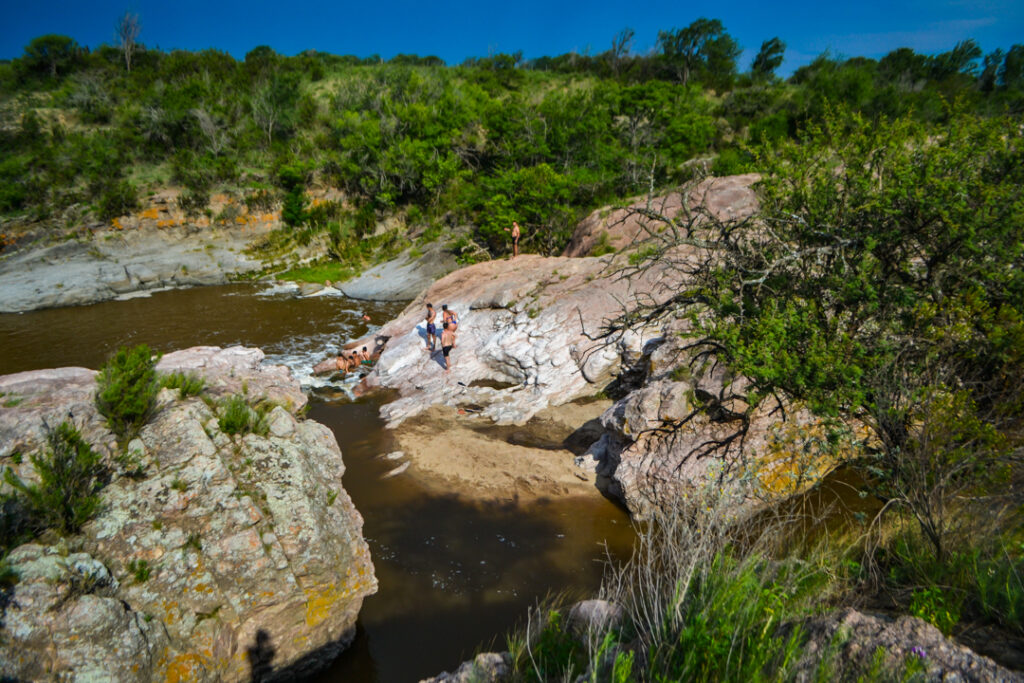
[427,322,436,335]
[442,345,453,357]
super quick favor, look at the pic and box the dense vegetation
[1,22,1021,262]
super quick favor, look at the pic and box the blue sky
[2,0,1022,76]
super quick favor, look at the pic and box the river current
[0,282,635,682]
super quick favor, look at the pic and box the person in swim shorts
[441,304,458,346]
[504,221,521,258]
[425,302,437,351]
[440,321,455,372]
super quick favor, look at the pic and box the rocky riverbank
[0,347,375,682]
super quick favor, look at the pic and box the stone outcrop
[0,347,375,682]
[793,608,1023,682]
[0,223,270,313]
[356,254,678,427]
[339,240,458,301]
[575,320,859,519]
[561,174,761,258]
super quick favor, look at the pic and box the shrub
[218,394,269,436]
[95,344,161,441]
[96,180,139,220]
[161,371,206,398]
[3,421,105,536]
[127,558,151,583]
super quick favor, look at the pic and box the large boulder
[355,254,680,427]
[339,241,458,301]
[562,174,760,258]
[575,323,860,519]
[0,347,375,682]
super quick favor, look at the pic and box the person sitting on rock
[440,322,455,372]
[425,303,437,352]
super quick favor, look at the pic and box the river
[0,282,636,682]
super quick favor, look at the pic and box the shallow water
[0,283,636,681]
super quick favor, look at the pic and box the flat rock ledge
[0,346,376,682]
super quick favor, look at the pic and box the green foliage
[752,38,786,81]
[96,180,139,220]
[218,394,269,436]
[127,558,151,583]
[909,587,960,635]
[521,610,588,680]
[95,344,162,441]
[2,421,105,536]
[160,371,206,399]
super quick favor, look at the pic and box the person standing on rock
[425,303,437,352]
[440,321,455,372]
[442,305,459,347]
[504,221,521,258]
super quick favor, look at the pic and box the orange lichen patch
[261,213,276,223]
[156,219,174,227]
[141,207,161,220]
[164,653,206,683]
[753,415,861,498]
[111,217,123,230]
[235,215,249,224]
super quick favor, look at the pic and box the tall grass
[510,489,836,682]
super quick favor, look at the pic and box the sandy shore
[388,398,611,503]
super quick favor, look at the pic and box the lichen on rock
[0,346,375,682]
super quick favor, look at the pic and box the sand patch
[390,398,611,503]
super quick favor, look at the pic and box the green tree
[1001,44,1024,90]
[620,109,1023,560]
[95,344,162,441]
[657,18,740,88]
[751,37,785,81]
[279,164,309,228]
[22,34,82,79]
[3,421,105,536]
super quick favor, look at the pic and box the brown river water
[0,283,636,682]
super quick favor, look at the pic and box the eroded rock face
[0,347,375,682]
[561,174,761,258]
[356,254,677,427]
[576,323,857,519]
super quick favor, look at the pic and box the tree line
[1,18,1021,258]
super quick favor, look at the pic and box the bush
[3,421,105,536]
[218,394,269,436]
[161,371,206,398]
[96,180,139,221]
[95,344,161,441]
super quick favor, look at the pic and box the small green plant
[161,371,206,399]
[527,307,539,319]
[2,394,22,408]
[327,490,338,506]
[127,558,151,583]
[95,344,161,441]
[114,448,146,479]
[3,421,105,536]
[170,477,187,492]
[909,586,961,635]
[9,450,22,465]
[184,532,202,553]
[218,394,269,436]
[151,520,163,531]
[588,231,616,257]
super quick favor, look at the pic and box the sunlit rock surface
[0,347,375,682]
[356,254,674,427]
[561,174,760,258]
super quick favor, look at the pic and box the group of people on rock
[425,302,459,371]
[336,346,374,373]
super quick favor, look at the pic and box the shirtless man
[440,322,455,372]
[425,302,437,351]
[504,221,521,258]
